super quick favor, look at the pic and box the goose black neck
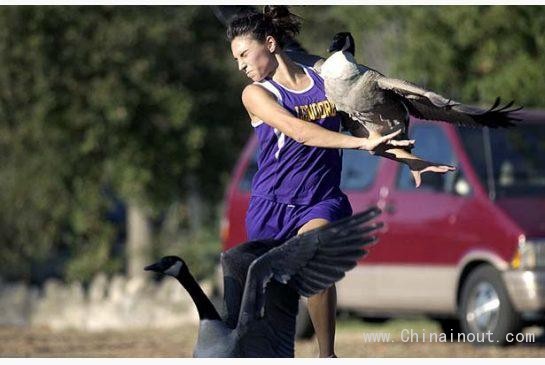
[345,41,355,56]
[176,270,221,321]
[345,34,355,55]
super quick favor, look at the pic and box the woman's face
[231,35,278,82]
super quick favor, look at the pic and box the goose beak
[327,43,340,53]
[144,262,162,272]
[327,39,341,53]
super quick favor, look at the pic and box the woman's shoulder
[243,81,283,104]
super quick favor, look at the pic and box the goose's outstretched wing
[220,239,282,328]
[222,239,300,357]
[236,207,382,331]
[377,76,523,128]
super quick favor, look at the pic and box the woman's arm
[241,84,413,152]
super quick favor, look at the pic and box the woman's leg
[297,218,337,358]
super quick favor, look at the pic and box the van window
[459,125,545,198]
[397,124,458,193]
[457,128,487,185]
[340,148,379,191]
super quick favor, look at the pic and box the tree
[0,6,249,283]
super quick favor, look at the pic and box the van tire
[296,299,315,339]
[459,265,522,346]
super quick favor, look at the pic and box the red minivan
[219,109,545,345]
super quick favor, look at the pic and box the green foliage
[0,6,248,283]
[175,229,220,282]
[154,209,220,282]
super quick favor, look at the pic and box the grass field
[2,317,545,357]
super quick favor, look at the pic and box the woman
[227,6,414,357]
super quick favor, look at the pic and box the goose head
[321,32,358,80]
[145,255,222,323]
[327,32,355,55]
[144,255,187,277]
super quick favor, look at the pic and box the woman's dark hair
[226,5,301,48]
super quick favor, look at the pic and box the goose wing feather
[377,76,522,128]
[220,239,281,328]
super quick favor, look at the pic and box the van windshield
[458,124,545,198]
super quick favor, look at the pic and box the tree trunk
[126,201,152,279]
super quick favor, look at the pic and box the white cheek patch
[165,261,183,276]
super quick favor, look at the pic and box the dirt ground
[1,318,545,357]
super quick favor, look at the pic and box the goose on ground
[144,206,383,357]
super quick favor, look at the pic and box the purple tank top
[250,65,345,205]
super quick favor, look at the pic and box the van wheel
[459,265,522,346]
[296,299,315,339]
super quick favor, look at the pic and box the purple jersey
[250,65,345,205]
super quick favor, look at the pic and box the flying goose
[144,207,383,357]
[317,32,522,143]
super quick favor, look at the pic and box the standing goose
[317,32,523,144]
[145,207,382,357]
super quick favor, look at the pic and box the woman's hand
[399,157,456,188]
[409,161,456,188]
[359,129,415,153]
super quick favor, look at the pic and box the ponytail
[227,5,301,48]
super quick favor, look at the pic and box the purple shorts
[245,194,353,241]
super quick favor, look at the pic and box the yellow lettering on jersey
[295,100,337,122]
